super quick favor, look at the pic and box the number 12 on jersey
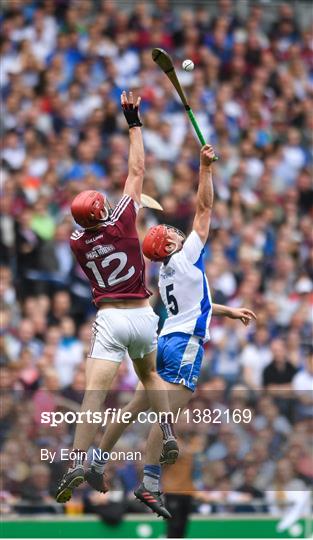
[86,252,135,288]
[165,284,179,315]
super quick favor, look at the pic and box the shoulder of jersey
[70,230,85,241]
[172,248,185,261]
[70,196,132,241]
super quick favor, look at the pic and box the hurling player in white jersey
[86,144,256,517]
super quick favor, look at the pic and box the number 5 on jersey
[165,284,179,315]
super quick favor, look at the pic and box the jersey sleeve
[69,230,84,254]
[181,230,205,264]
[110,195,138,234]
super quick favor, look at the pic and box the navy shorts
[157,332,204,392]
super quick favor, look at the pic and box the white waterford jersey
[159,230,212,342]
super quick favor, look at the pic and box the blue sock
[143,465,161,492]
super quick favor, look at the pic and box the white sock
[143,465,161,492]
[91,455,108,474]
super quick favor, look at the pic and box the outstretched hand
[227,307,257,326]
[121,90,141,110]
[121,90,142,128]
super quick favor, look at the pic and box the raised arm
[192,144,216,244]
[121,91,144,205]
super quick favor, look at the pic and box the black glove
[122,102,142,128]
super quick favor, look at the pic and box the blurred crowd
[0,0,312,519]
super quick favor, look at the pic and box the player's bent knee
[136,366,158,385]
[133,362,156,382]
[128,401,146,418]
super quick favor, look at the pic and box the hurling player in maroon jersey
[55,91,177,517]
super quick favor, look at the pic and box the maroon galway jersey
[70,195,151,306]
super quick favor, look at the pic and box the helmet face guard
[142,224,186,262]
[71,190,110,229]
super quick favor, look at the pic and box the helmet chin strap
[168,242,178,253]
[165,240,182,257]
[99,211,109,222]
[98,203,110,222]
[165,228,186,257]
[84,205,110,230]
[163,242,180,265]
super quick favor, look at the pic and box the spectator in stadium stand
[265,458,307,516]
[286,436,313,485]
[246,441,276,492]
[240,325,272,390]
[262,339,298,391]
[29,221,73,289]
[48,290,71,325]
[292,352,313,393]
[292,353,313,420]
[236,464,266,512]
[19,464,55,510]
[197,477,253,515]
[62,368,86,404]
[253,395,292,437]
[209,316,246,384]
[0,266,16,315]
[53,316,83,388]
[14,208,42,296]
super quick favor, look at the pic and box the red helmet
[142,225,186,262]
[71,190,109,228]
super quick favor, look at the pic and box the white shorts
[89,306,159,363]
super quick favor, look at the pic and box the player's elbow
[195,227,209,244]
[196,206,213,223]
[193,211,211,242]
[124,166,145,201]
[129,162,145,179]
